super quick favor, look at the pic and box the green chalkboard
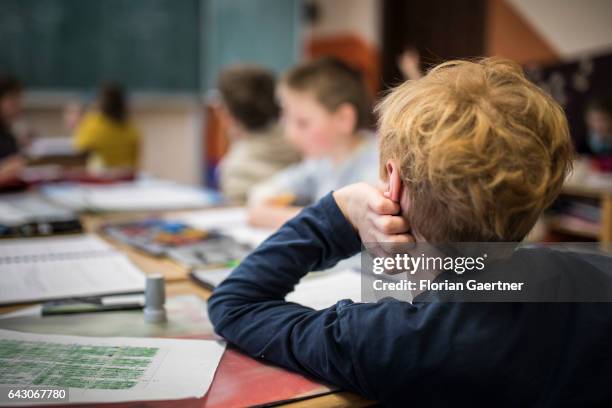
[0,0,201,92]
[202,0,301,90]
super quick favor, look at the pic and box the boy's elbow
[207,290,227,329]
[207,287,246,334]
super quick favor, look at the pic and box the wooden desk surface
[0,208,373,408]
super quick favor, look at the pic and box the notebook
[0,234,146,305]
[0,193,82,238]
[41,179,222,212]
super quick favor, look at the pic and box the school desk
[0,208,374,408]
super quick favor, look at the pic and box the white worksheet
[287,269,363,310]
[0,329,226,404]
[0,235,145,305]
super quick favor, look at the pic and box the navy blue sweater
[208,193,612,407]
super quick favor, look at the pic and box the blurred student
[397,47,423,80]
[585,96,612,156]
[216,65,300,204]
[248,58,379,228]
[0,74,25,185]
[209,59,612,406]
[73,83,140,173]
[63,100,85,133]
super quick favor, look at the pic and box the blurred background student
[585,96,612,155]
[63,101,85,135]
[248,57,379,228]
[585,95,612,171]
[397,47,424,80]
[0,74,25,186]
[73,83,140,174]
[215,65,300,204]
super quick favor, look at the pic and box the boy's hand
[333,183,415,247]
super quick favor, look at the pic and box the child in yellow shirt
[74,83,140,172]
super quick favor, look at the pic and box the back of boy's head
[218,65,279,132]
[281,57,372,130]
[377,58,573,242]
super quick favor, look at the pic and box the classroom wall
[485,0,559,65]
[507,0,612,58]
[485,0,612,65]
[23,94,203,186]
[304,0,381,95]
[308,0,612,71]
[307,0,381,47]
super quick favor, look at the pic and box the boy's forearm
[208,193,361,329]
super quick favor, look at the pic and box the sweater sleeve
[207,193,372,395]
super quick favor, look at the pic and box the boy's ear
[335,103,357,134]
[386,159,403,203]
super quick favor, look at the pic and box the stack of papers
[0,193,76,227]
[26,136,76,158]
[42,179,221,212]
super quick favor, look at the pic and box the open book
[0,235,145,305]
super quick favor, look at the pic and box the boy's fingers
[370,214,410,234]
[392,233,416,244]
[375,181,389,193]
[368,194,400,215]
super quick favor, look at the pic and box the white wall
[307,0,381,46]
[23,93,204,186]
[508,0,612,58]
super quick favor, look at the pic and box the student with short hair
[248,57,379,228]
[209,58,612,406]
[585,95,612,156]
[73,83,140,172]
[216,65,300,204]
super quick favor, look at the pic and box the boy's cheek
[283,116,337,156]
[311,127,338,152]
[292,131,334,157]
[309,136,334,155]
[286,132,318,156]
